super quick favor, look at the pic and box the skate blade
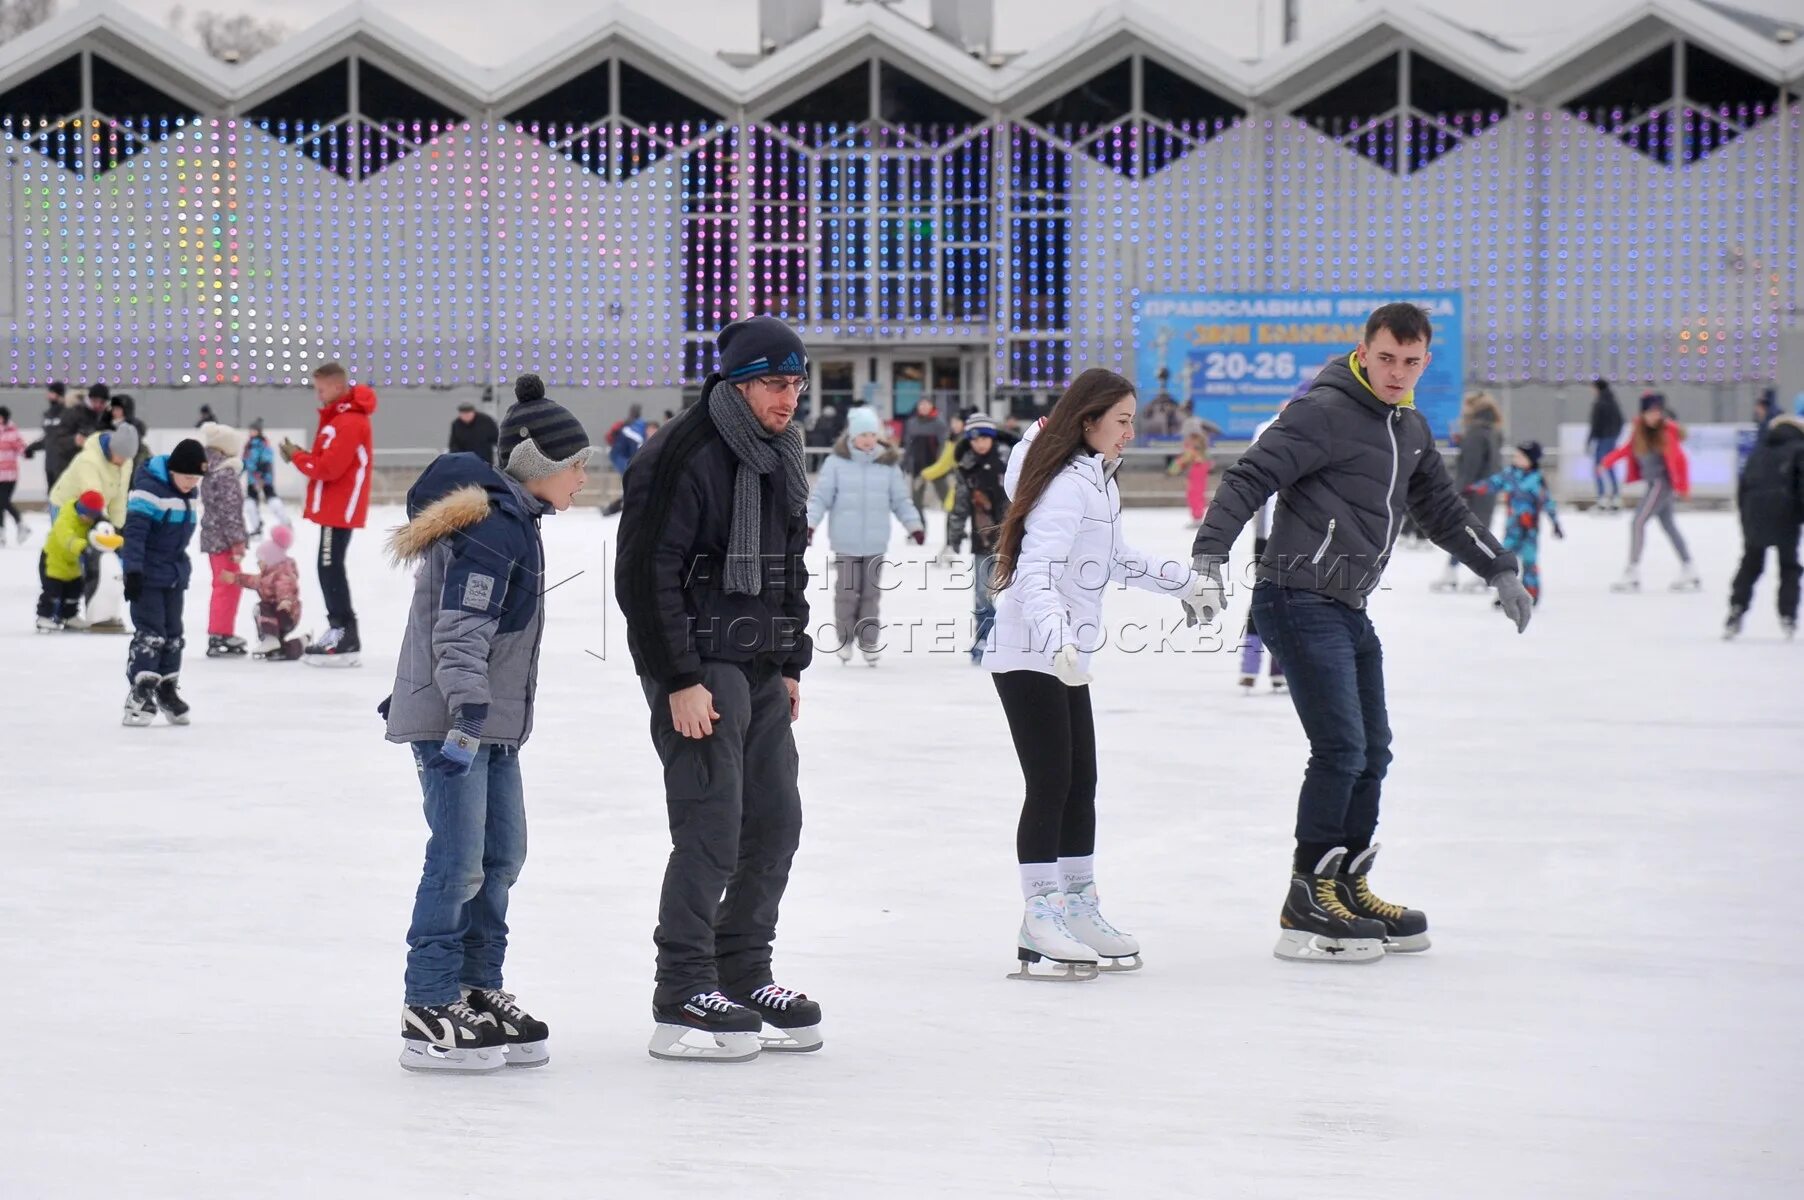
[758,1023,824,1053]
[399,1041,508,1073]
[1273,930,1385,964]
[1384,933,1431,953]
[647,1025,761,1063]
[1093,953,1143,973]
[160,713,190,726]
[503,1041,550,1067]
[122,714,154,728]
[1009,949,1099,982]
[303,654,362,668]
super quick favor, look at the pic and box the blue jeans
[1249,586,1393,859]
[1592,441,1620,499]
[972,553,997,662]
[403,742,527,1006]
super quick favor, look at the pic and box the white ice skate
[1610,565,1641,593]
[836,641,855,664]
[1010,893,1099,982]
[862,650,880,667]
[1062,883,1142,972]
[1670,565,1702,592]
[35,616,63,633]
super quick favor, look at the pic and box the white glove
[1182,558,1227,626]
[1051,644,1092,687]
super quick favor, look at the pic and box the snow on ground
[1,502,1797,1199]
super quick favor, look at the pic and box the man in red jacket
[281,361,377,666]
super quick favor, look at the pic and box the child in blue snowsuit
[122,438,207,726]
[1467,440,1563,602]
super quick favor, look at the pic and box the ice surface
[2,502,1798,1199]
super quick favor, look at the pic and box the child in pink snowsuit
[225,523,303,659]
[197,423,252,655]
[1169,431,1211,524]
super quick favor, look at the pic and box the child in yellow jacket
[37,489,122,631]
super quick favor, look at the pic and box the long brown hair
[992,368,1135,592]
[1629,398,1682,457]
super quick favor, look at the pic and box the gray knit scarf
[708,378,809,595]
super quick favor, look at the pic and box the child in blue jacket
[1467,440,1564,602]
[122,439,207,726]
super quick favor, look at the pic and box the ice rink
[2,501,1797,1199]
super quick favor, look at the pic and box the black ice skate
[122,674,159,727]
[1274,847,1386,964]
[206,634,248,657]
[722,983,823,1053]
[399,999,507,1073]
[1724,605,1745,640]
[302,621,361,668]
[1784,617,1798,640]
[648,991,763,1063]
[463,987,549,1067]
[1335,844,1430,953]
[154,674,191,726]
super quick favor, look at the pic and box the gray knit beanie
[499,375,593,481]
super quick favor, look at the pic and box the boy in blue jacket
[380,375,592,1073]
[122,439,207,726]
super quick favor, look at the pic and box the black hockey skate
[154,674,191,726]
[648,991,762,1063]
[122,674,159,727]
[1724,605,1745,640]
[206,634,248,657]
[722,982,823,1053]
[463,987,549,1067]
[302,621,361,668]
[399,999,507,1073]
[1275,847,1386,964]
[1335,844,1430,953]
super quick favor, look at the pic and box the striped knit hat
[498,374,593,480]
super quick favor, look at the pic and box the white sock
[1019,863,1059,901]
[1058,855,1095,893]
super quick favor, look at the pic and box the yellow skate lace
[1313,874,1362,921]
[1352,877,1407,921]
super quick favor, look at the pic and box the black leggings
[0,481,20,528]
[993,670,1098,864]
[317,525,356,629]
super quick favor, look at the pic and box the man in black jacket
[1588,378,1626,511]
[23,382,77,490]
[1725,413,1804,638]
[615,314,820,1061]
[447,400,500,464]
[1190,303,1533,965]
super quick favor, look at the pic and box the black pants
[643,660,802,1005]
[317,526,356,629]
[1730,534,1801,620]
[1250,585,1392,869]
[37,553,82,620]
[127,586,186,683]
[993,670,1098,864]
[0,480,20,529]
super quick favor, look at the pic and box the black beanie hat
[1639,391,1665,413]
[88,383,110,402]
[1516,440,1543,469]
[498,374,592,477]
[716,315,808,382]
[167,438,208,475]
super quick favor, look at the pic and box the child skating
[122,440,207,726]
[36,490,121,631]
[222,523,304,659]
[1466,440,1564,603]
[198,422,252,657]
[1168,430,1212,527]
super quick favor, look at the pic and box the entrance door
[885,358,928,422]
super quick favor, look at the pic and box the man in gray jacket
[1189,303,1534,965]
[379,374,592,1073]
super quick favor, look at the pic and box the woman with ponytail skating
[984,368,1216,980]
[1600,393,1699,592]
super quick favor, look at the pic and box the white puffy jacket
[984,419,1195,677]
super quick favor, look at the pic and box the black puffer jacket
[615,379,812,690]
[1738,415,1804,544]
[1192,355,1518,609]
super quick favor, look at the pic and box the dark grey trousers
[643,660,803,1005]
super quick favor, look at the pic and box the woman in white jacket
[985,368,1219,980]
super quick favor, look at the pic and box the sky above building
[112,0,1804,67]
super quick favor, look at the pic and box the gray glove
[1184,556,1227,626]
[1491,571,1533,634]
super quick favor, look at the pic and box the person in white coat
[985,368,1220,980]
[806,405,925,664]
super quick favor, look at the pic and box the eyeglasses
[753,376,809,395]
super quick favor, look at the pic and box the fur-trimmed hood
[387,451,541,565]
[831,432,901,465]
[1762,414,1804,444]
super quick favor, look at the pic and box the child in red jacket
[1599,393,1699,592]
[280,362,376,665]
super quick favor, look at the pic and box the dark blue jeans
[403,742,527,1006]
[1592,441,1620,499]
[1249,586,1393,859]
[972,553,997,662]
